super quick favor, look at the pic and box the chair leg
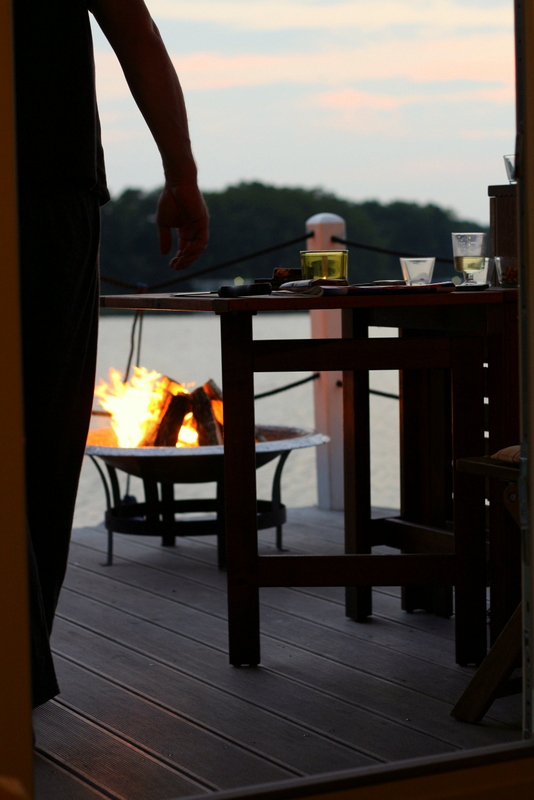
[106,526,113,566]
[272,451,289,551]
[451,603,522,723]
[216,479,227,570]
[452,338,487,666]
[161,483,176,547]
[454,468,488,666]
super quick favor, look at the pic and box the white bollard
[305,212,346,252]
[306,214,346,511]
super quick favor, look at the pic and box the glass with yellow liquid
[300,250,348,282]
[451,233,487,288]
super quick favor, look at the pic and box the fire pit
[87,367,327,568]
[86,425,328,569]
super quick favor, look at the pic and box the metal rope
[101,231,314,292]
[331,235,454,264]
[123,310,142,383]
[254,373,320,399]
[94,368,398,423]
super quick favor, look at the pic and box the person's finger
[158,224,172,255]
[169,237,207,270]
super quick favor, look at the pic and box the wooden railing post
[307,213,346,511]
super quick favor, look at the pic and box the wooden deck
[34,508,522,800]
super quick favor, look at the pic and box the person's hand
[156,182,209,270]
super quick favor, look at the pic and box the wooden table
[102,288,519,667]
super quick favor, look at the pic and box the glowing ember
[94,367,199,448]
[177,412,198,446]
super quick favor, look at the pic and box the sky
[91,0,516,224]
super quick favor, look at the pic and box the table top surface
[101,287,518,314]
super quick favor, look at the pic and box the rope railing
[255,375,399,400]
[94,371,398,413]
[100,231,314,292]
[254,373,320,399]
[103,221,408,402]
[331,235,454,264]
[101,229,457,291]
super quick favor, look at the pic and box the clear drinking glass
[494,256,519,287]
[470,258,493,287]
[399,257,435,285]
[451,232,487,287]
[503,154,516,184]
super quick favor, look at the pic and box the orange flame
[94,367,199,448]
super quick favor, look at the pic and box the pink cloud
[313,89,409,110]
[93,32,514,99]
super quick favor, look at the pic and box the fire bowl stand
[88,451,290,570]
[86,426,328,570]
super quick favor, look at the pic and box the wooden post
[220,312,260,666]
[515,0,534,740]
[307,213,346,510]
[0,0,34,794]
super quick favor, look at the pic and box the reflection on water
[74,313,399,527]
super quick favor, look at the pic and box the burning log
[139,376,185,447]
[94,368,229,449]
[203,379,224,435]
[191,386,223,446]
[154,393,192,447]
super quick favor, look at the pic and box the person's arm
[89,0,208,269]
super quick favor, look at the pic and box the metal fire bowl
[86,425,329,484]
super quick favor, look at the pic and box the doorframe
[0,0,34,797]
[1,1,533,798]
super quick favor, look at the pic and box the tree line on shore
[99,181,487,293]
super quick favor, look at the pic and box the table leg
[399,331,453,616]
[342,310,372,620]
[220,312,260,666]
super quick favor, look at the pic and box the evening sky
[92,0,515,223]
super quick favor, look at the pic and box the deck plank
[52,659,297,788]
[52,619,373,775]
[34,703,209,799]
[35,510,521,800]
[58,559,519,738]
[55,593,442,763]
[34,754,114,800]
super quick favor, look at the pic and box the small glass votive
[300,250,348,281]
[399,257,435,285]
[471,257,494,286]
[494,256,519,287]
[504,154,516,184]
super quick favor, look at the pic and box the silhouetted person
[14,0,209,706]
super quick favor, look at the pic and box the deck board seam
[69,533,452,614]
[57,587,511,729]
[64,551,457,654]
[71,536,411,604]
[34,747,133,800]
[51,697,233,792]
[61,566,472,680]
[53,651,308,778]
[34,751,117,800]
[52,616,400,763]
[53,610,465,754]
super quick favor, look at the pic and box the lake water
[74,313,400,527]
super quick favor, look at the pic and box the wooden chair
[451,447,522,722]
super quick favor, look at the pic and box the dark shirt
[14,0,109,203]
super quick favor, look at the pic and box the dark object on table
[256,267,303,289]
[218,283,272,297]
[456,283,490,291]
